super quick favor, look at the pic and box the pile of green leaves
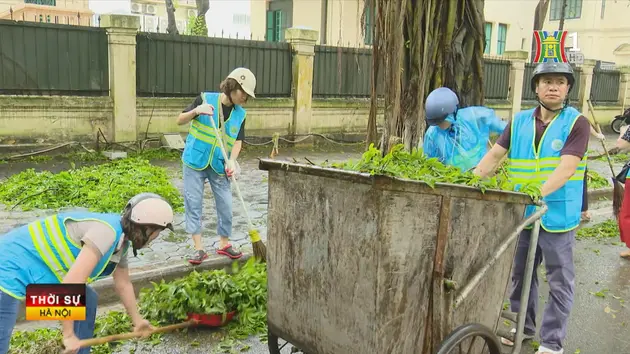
[9,311,162,354]
[587,169,610,189]
[138,258,267,334]
[327,144,542,198]
[577,219,619,241]
[10,259,267,354]
[0,157,183,212]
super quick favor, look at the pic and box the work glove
[595,132,605,141]
[193,103,214,116]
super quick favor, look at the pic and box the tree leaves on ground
[0,157,183,213]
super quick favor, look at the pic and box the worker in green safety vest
[0,193,175,354]
[176,67,257,264]
[474,62,590,354]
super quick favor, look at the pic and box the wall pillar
[578,59,596,114]
[618,66,630,110]
[100,15,140,142]
[285,27,318,135]
[504,50,528,117]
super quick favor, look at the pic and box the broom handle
[586,100,616,175]
[206,102,255,231]
[78,320,197,348]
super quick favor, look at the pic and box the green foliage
[8,311,162,354]
[185,14,208,36]
[587,169,610,189]
[0,157,183,212]
[10,259,267,353]
[327,144,542,199]
[577,219,619,240]
[8,328,62,354]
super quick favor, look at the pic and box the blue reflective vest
[182,92,247,175]
[507,107,587,232]
[0,212,127,300]
[423,106,507,171]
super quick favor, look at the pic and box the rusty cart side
[259,159,545,354]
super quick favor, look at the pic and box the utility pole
[558,0,568,30]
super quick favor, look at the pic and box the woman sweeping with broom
[176,67,265,263]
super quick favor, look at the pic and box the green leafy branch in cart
[325,144,542,200]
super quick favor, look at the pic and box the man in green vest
[473,62,590,354]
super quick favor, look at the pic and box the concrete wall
[1,95,622,145]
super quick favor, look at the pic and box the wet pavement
[3,136,630,353]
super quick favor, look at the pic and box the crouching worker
[0,193,175,354]
[423,87,507,171]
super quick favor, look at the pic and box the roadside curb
[15,251,253,324]
[589,187,614,200]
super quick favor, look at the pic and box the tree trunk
[558,0,568,30]
[365,0,486,154]
[194,0,210,36]
[165,0,179,35]
[531,0,550,57]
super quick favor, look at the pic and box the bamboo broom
[587,100,624,219]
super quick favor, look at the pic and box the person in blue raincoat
[422,87,507,171]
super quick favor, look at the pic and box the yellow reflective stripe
[29,223,65,282]
[0,284,24,300]
[47,217,75,268]
[189,129,217,145]
[191,120,216,136]
[510,169,585,179]
[508,158,537,164]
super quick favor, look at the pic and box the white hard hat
[228,67,256,98]
[125,193,174,231]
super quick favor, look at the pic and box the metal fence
[136,33,292,97]
[0,20,109,96]
[521,62,581,102]
[590,68,620,104]
[312,45,382,98]
[483,58,511,100]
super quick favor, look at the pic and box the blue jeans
[183,164,233,237]
[0,286,98,354]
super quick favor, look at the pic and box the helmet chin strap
[537,97,568,114]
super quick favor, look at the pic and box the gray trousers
[509,227,576,351]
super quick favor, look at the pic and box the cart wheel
[436,323,502,354]
[268,329,308,354]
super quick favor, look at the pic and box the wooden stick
[78,320,198,348]
[587,100,616,175]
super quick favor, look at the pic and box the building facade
[0,0,93,26]
[542,0,630,66]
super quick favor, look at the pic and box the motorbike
[611,107,630,134]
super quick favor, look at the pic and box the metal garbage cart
[259,159,546,354]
